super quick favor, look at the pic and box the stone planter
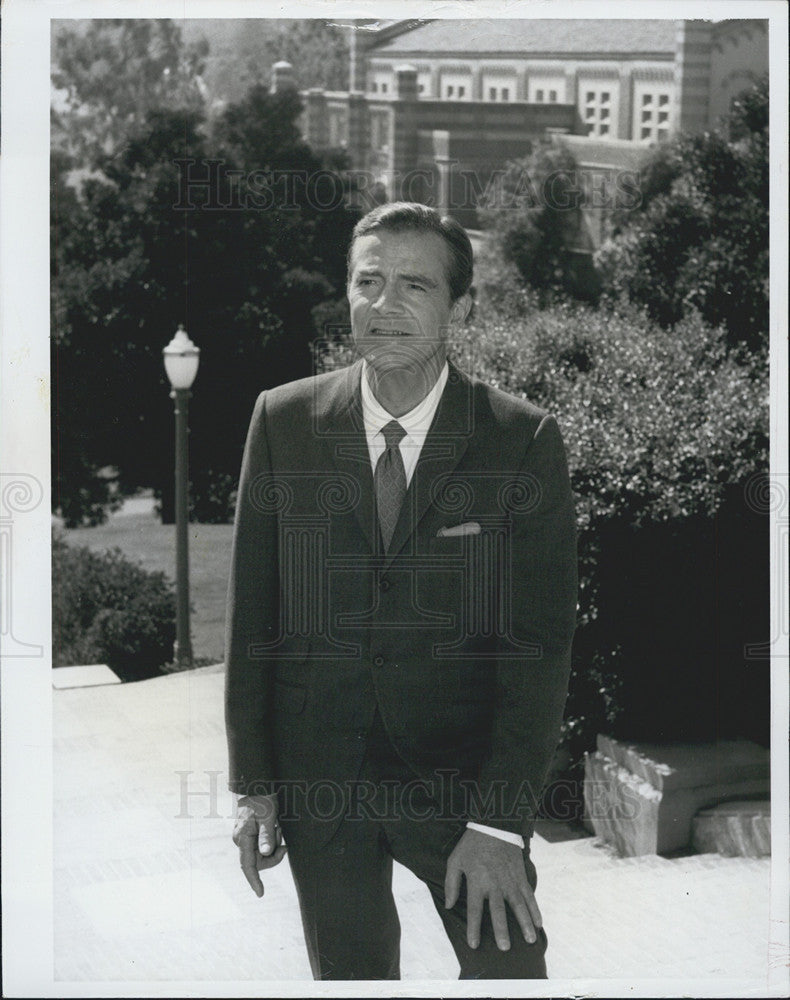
[583,734,769,856]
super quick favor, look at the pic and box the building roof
[373,18,678,57]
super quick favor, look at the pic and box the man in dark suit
[225,202,577,980]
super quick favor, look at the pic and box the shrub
[52,529,176,680]
[468,303,768,759]
[454,303,767,528]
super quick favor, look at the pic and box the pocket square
[436,521,481,537]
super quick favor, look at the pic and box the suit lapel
[385,361,475,565]
[317,359,378,553]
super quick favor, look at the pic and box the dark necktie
[374,419,407,551]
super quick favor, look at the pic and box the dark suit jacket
[225,358,577,844]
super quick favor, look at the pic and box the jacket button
[373,655,385,668]
[379,579,390,592]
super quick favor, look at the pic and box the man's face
[347,228,469,382]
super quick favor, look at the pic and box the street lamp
[163,324,200,670]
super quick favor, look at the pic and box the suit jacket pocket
[427,532,474,558]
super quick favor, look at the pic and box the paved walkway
[53,666,778,990]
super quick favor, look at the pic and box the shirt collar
[360,359,449,442]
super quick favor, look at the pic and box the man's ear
[449,293,472,326]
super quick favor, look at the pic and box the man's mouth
[369,327,411,337]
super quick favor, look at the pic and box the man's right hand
[232,792,287,897]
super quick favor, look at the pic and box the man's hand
[232,792,287,898]
[444,828,541,951]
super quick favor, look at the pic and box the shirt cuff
[466,821,525,849]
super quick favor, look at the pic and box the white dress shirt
[359,359,525,851]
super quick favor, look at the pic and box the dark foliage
[52,85,360,526]
[596,75,768,351]
[477,143,601,305]
[52,530,176,680]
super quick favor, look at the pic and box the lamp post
[163,325,200,670]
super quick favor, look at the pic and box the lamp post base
[173,639,193,672]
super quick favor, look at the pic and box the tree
[52,19,208,167]
[477,142,601,305]
[595,75,768,351]
[52,88,359,526]
[178,20,351,108]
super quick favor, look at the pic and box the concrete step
[692,799,771,858]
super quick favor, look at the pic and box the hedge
[52,529,176,680]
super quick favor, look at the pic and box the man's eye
[408,283,427,292]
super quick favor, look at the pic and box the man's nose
[373,281,403,313]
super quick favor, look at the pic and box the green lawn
[63,500,233,663]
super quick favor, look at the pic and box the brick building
[290,17,767,239]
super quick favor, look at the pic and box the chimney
[349,19,379,92]
[395,64,418,102]
[674,20,713,135]
[271,60,296,94]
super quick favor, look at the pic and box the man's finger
[489,893,511,951]
[466,888,484,949]
[258,823,276,856]
[256,843,288,870]
[444,860,462,909]
[238,834,264,897]
[232,815,258,849]
[508,894,537,945]
[522,882,543,930]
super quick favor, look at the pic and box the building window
[489,87,497,101]
[418,84,424,94]
[502,87,509,101]
[371,82,378,93]
[381,83,387,94]
[581,84,618,137]
[442,74,471,100]
[635,89,673,142]
[530,77,565,103]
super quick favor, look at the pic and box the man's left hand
[444,828,542,951]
